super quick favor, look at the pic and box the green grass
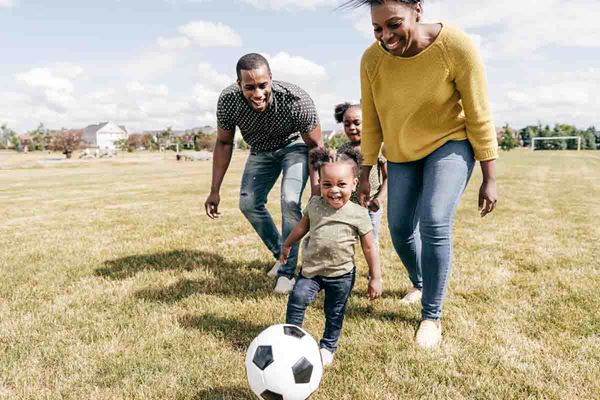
[0,149,599,399]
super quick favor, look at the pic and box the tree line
[499,123,599,151]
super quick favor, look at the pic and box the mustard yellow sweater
[360,23,499,165]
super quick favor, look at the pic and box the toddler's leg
[320,270,356,352]
[285,274,321,327]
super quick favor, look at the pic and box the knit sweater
[360,23,499,165]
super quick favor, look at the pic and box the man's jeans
[239,140,309,278]
[285,269,356,352]
[387,140,475,321]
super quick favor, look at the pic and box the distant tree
[499,124,520,151]
[49,130,83,158]
[0,124,18,150]
[115,138,129,152]
[158,127,172,150]
[29,123,50,151]
[325,133,349,150]
[194,132,217,152]
[237,137,249,150]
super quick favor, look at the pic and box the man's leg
[239,151,283,260]
[277,141,309,278]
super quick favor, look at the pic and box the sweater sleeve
[360,50,384,166]
[448,30,498,161]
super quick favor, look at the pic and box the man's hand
[368,277,383,300]
[205,192,221,219]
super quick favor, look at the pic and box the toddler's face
[319,162,358,209]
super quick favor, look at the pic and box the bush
[194,133,217,152]
[237,138,249,150]
[325,134,349,150]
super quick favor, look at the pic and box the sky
[1,0,599,133]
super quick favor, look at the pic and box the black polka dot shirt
[217,80,319,152]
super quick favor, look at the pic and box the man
[204,53,323,294]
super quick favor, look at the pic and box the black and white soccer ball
[245,324,323,400]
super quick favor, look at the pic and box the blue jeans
[369,208,383,243]
[239,140,309,278]
[285,269,356,352]
[387,140,475,321]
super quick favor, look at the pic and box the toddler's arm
[360,231,383,300]
[280,215,310,264]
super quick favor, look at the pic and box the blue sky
[1,0,599,133]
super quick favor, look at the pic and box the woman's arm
[280,215,310,264]
[479,160,497,217]
[360,231,382,300]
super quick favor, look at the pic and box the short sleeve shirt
[301,197,372,278]
[217,80,319,152]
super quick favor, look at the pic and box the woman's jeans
[239,139,309,278]
[286,269,356,352]
[387,140,475,321]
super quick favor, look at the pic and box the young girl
[335,102,388,242]
[280,147,383,366]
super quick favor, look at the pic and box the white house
[83,122,128,150]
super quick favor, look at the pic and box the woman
[343,0,499,348]
[334,102,387,242]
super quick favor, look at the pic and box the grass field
[1,149,599,399]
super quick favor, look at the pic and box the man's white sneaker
[320,348,334,367]
[273,276,295,294]
[267,261,281,277]
[400,287,422,304]
[415,320,442,349]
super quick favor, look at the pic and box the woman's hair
[334,102,361,124]
[309,147,363,178]
[338,0,421,9]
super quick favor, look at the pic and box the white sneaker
[273,276,295,294]
[320,348,334,367]
[267,261,281,277]
[400,287,422,305]
[415,320,442,349]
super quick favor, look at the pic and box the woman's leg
[387,161,423,289]
[419,140,475,321]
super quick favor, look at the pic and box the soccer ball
[245,324,323,400]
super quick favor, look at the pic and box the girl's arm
[280,215,310,264]
[360,231,383,300]
[369,160,388,212]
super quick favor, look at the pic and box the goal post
[531,136,581,151]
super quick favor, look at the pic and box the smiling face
[371,1,422,57]
[319,162,358,209]
[343,106,362,146]
[237,65,273,112]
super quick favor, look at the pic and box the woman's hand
[279,245,292,264]
[478,179,497,217]
[358,171,372,208]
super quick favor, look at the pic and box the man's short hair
[236,53,271,81]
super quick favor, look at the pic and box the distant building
[83,122,128,150]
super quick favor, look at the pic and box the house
[83,122,128,150]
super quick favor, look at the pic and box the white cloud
[126,81,170,97]
[157,36,191,50]
[178,21,242,47]
[0,0,14,8]
[240,0,337,10]
[198,62,234,90]
[15,68,77,113]
[265,52,327,85]
[122,51,177,80]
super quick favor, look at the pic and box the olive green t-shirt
[301,196,373,278]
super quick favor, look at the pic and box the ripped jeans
[239,139,309,278]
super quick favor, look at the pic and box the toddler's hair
[309,147,363,178]
[334,102,360,124]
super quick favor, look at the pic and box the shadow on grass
[97,250,274,301]
[192,386,253,400]
[178,313,269,351]
[344,302,421,325]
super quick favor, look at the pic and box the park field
[0,149,599,399]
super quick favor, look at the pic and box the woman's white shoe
[415,320,442,349]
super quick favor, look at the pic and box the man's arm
[204,127,235,219]
[300,123,324,197]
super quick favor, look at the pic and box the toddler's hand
[368,277,383,300]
